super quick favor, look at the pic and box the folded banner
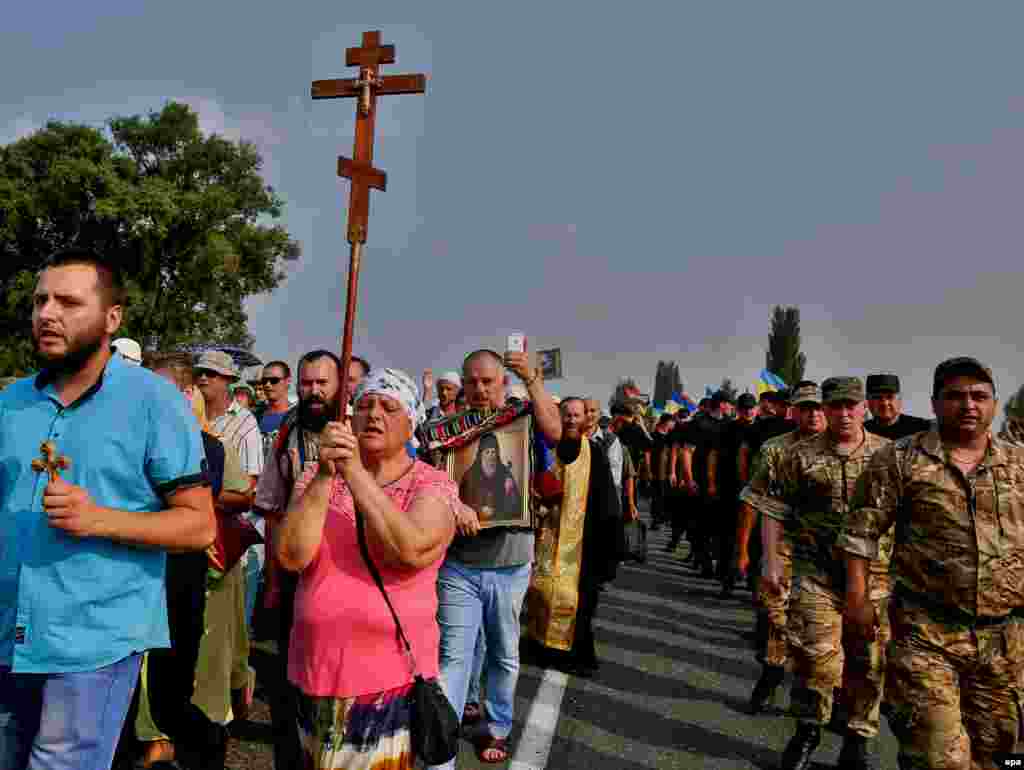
[420,400,532,452]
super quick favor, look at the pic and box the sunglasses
[195,369,221,379]
[260,377,284,385]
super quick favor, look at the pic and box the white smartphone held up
[506,332,527,354]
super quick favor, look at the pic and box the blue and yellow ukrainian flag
[664,391,697,415]
[756,369,787,398]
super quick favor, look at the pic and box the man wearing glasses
[258,360,293,459]
[193,350,264,724]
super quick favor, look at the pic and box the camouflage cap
[866,373,900,398]
[791,382,822,405]
[933,357,995,396]
[821,376,865,404]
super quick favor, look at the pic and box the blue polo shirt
[0,354,207,673]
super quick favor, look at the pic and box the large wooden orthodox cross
[312,30,427,412]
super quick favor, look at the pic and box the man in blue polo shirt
[0,249,215,770]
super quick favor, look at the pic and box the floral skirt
[297,682,416,770]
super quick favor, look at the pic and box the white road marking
[508,667,569,770]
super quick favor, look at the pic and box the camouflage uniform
[839,429,1024,769]
[763,429,892,736]
[740,430,800,666]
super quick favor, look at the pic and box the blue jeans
[244,546,263,630]
[431,560,531,769]
[466,631,486,705]
[0,654,142,770]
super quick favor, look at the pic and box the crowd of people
[2,248,1024,770]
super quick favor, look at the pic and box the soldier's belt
[894,585,1024,629]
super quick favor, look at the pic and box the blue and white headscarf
[353,367,424,427]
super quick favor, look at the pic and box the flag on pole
[756,369,788,397]
[665,391,698,415]
[678,391,698,414]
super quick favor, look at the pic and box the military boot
[748,664,785,714]
[837,733,872,770]
[780,722,821,770]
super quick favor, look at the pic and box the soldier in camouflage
[740,382,827,715]
[762,377,891,770]
[841,357,1024,769]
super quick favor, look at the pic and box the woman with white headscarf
[275,368,458,770]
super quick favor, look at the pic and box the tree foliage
[0,101,300,375]
[653,360,684,406]
[765,305,806,388]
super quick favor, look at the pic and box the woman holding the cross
[275,368,457,769]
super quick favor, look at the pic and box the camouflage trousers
[757,546,793,667]
[786,575,891,737]
[885,601,1024,770]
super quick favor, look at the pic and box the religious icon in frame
[537,348,563,380]
[419,403,535,529]
[447,416,532,529]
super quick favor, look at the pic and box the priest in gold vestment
[525,397,621,677]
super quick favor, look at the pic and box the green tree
[718,377,739,403]
[0,101,300,374]
[765,305,806,388]
[653,360,684,406]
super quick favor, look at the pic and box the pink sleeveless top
[288,461,458,697]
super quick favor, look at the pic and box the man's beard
[299,395,338,431]
[34,323,106,377]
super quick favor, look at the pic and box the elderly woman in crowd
[275,368,458,770]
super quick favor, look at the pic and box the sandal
[473,733,509,764]
[462,701,483,725]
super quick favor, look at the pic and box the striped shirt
[210,401,264,478]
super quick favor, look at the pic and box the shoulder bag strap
[355,507,418,674]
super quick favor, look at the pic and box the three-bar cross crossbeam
[311,30,426,244]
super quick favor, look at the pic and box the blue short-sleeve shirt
[0,353,207,673]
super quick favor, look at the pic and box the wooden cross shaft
[31,441,70,479]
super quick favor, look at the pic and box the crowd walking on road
[3,249,1024,770]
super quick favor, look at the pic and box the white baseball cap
[112,338,142,365]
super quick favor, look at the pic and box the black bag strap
[355,507,419,677]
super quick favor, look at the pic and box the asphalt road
[449,509,901,770]
[228,505,902,769]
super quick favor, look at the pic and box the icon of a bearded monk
[459,433,523,524]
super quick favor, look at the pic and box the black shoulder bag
[355,509,460,764]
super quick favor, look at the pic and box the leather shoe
[780,723,821,770]
[837,733,872,770]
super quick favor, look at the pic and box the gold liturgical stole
[526,439,592,651]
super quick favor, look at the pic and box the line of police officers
[658,360,1023,770]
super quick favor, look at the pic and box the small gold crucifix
[31,441,70,480]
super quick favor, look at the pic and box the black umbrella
[175,343,263,370]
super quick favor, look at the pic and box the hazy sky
[4,3,1024,417]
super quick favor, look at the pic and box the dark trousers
[113,553,228,770]
[570,578,602,667]
[148,553,207,737]
[667,486,691,546]
[688,498,715,572]
[715,499,739,588]
[650,480,665,525]
[269,570,302,770]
